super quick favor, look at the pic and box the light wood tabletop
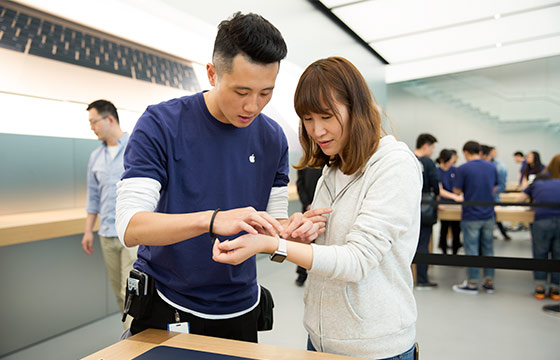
[0,207,98,247]
[81,329,363,360]
[438,204,534,223]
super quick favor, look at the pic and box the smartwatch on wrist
[270,234,287,263]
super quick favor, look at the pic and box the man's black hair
[415,133,437,149]
[212,12,287,74]
[480,144,492,156]
[514,151,524,157]
[87,100,119,124]
[463,141,480,155]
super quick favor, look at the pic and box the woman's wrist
[265,234,279,254]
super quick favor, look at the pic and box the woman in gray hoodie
[213,57,422,359]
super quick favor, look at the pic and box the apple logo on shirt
[249,154,255,163]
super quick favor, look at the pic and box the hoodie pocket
[344,284,365,322]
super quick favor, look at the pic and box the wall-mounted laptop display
[0,3,199,91]
[0,0,202,127]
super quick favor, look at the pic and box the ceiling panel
[319,0,560,81]
[330,0,559,41]
[372,6,560,63]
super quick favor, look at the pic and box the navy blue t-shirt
[524,177,560,221]
[454,159,498,221]
[122,92,289,315]
[437,166,457,203]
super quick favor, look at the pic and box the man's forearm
[124,211,212,247]
[84,213,98,233]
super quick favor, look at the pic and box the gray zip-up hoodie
[305,135,422,359]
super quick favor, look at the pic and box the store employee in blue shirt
[115,13,327,342]
[452,141,498,295]
[82,100,137,328]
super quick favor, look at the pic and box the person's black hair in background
[463,141,481,155]
[416,133,437,150]
[436,149,454,165]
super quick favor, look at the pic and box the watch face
[270,253,287,263]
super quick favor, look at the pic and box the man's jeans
[531,217,560,286]
[461,218,495,284]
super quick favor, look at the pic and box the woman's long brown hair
[294,57,382,175]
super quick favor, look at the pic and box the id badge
[167,322,190,334]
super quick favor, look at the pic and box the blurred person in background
[521,151,545,189]
[481,145,511,241]
[413,133,440,289]
[517,154,560,301]
[513,151,526,186]
[452,141,498,295]
[436,149,463,254]
[82,99,137,329]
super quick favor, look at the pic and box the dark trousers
[439,220,462,254]
[416,224,432,284]
[497,222,508,237]
[296,266,308,278]
[130,291,259,343]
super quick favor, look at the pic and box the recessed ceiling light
[494,13,501,20]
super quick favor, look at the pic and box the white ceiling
[319,0,560,83]
[13,0,560,134]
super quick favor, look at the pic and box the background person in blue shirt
[413,133,440,289]
[518,154,560,301]
[521,151,545,189]
[481,145,511,241]
[452,141,498,294]
[513,151,526,187]
[436,149,463,254]
[82,100,137,327]
[115,13,326,342]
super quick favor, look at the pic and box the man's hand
[281,208,332,243]
[212,207,284,237]
[81,231,94,255]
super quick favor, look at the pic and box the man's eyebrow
[234,86,275,91]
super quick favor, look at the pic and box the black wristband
[209,208,220,239]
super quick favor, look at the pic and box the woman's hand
[281,208,332,243]
[212,234,275,265]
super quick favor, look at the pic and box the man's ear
[207,63,217,87]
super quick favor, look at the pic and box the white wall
[387,84,560,181]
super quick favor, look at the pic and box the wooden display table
[499,192,523,203]
[0,207,98,247]
[438,204,534,223]
[82,329,361,360]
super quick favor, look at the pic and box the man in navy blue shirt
[453,141,498,294]
[115,13,325,342]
